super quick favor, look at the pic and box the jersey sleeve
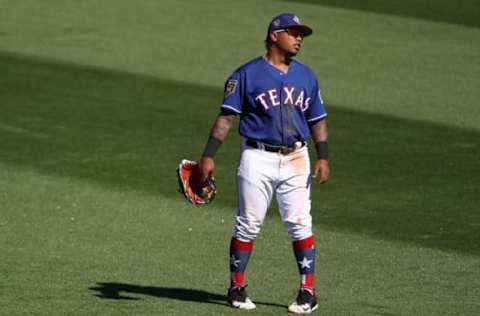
[220,71,244,114]
[305,78,327,123]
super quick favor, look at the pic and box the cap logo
[273,19,280,27]
[293,15,300,24]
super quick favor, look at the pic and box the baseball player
[198,13,329,313]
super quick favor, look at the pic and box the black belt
[246,139,306,155]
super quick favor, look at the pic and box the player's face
[273,28,305,56]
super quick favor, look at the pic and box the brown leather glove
[177,159,217,205]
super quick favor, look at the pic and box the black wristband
[202,136,223,158]
[315,141,328,160]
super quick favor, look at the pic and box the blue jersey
[221,56,327,146]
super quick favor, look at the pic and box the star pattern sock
[293,235,316,292]
[229,238,254,288]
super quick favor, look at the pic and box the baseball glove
[177,159,217,205]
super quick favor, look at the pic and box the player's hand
[312,159,329,184]
[198,156,215,182]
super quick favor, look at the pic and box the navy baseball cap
[267,13,313,37]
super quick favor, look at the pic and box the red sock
[230,238,254,288]
[293,235,315,292]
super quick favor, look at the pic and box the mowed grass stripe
[1,51,479,256]
[282,0,480,28]
[1,1,479,131]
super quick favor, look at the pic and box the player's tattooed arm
[310,118,328,143]
[310,119,330,184]
[199,113,236,181]
[210,113,236,141]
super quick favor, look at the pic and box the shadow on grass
[281,0,480,29]
[89,282,287,308]
[0,51,479,255]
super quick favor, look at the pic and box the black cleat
[227,286,256,310]
[288,289,318,314]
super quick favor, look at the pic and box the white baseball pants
[233,141,313,242]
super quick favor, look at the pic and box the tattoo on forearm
[211,114,235,141]
[310,119,328,142]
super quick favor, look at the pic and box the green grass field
[1,1,479,315]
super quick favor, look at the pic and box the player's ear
[270,32,278,43]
